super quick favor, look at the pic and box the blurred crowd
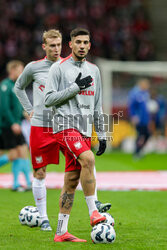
[0,0,155,79]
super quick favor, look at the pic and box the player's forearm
[94,89,106,140]
[94,109,107,141]
[94,123,106,141]
[14,86,33,114]
[45,83,80,107]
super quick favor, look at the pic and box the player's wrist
[71,82,80,93]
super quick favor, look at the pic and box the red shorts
[54,129,91,172]
[29,126,59,169]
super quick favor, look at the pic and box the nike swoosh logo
[64,237,76,241]
[37,197,45,201]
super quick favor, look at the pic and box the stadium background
[0,0,167,249]
[1,0,166,150]
[0,0,156,79]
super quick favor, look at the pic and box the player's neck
[46,55,60,62]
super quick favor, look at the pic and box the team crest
[74,142,82,150]
[35,156,43,164]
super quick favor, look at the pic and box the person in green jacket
[0,112,3,153]
[0,60,31,191]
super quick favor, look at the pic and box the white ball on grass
[91,223,116,244]
[18,206,35,225]
[100,212,115,226]
[25,207,42,227]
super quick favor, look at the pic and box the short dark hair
[70,28,90,40]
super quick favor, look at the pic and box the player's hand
[131,116,139,125]
[11,123,22,135]
[75,72,92,90]
[29,111,34,119]
[96,140,106,156]
[23,111,32,121]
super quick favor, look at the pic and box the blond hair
[6,60,24,73]
[43,29,62,44]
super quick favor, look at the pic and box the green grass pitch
[0,189,167,249]
[0,152,167,249]
[1,152,167,173]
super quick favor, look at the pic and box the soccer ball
[101,212,115,226]
[25,207,41,227]
[19,206,35,225]
[91,223,116,244]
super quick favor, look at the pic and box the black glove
[96,140,107,156]
[75,72,92,90]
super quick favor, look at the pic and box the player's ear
[69,41,72,49]
[42,43,46,51]
[88,42,91,50]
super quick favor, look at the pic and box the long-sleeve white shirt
[45,55,106,140]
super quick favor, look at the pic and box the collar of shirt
[45,56,61,64]
[70,55,86,67]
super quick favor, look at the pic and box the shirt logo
[39,85,45,92]
[74,142,82,150]
[78,90,94,96]
[77,103,90,109]
[35,156,43,164]
[1,85,7,91]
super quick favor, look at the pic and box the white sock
[85,195,97,216]
[32,177,48,222]
[56,213,69,235]
[94,166,98,200]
